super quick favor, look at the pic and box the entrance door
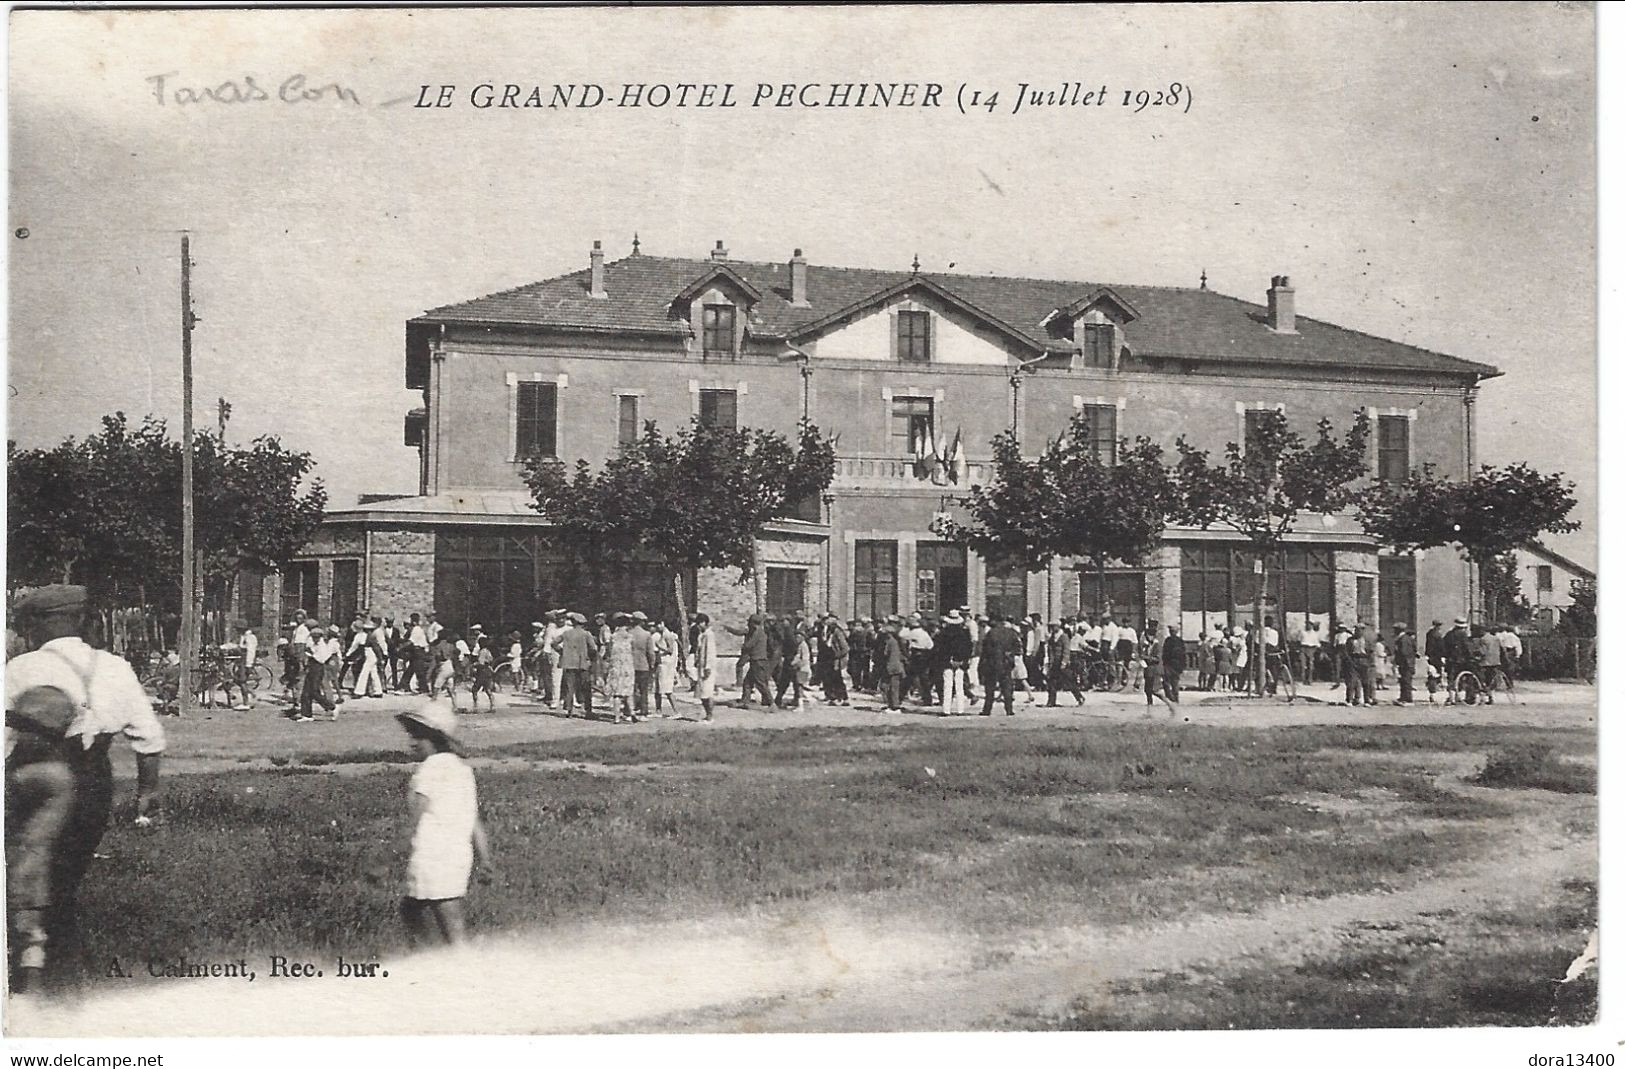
[916,542,967,617]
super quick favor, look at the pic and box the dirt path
[622,779,1594,1033]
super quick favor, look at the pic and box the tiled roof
[415,253,1498,378]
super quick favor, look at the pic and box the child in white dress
[397,703,490,946]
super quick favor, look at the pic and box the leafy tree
[6,412,326,609]
[933,411,1180,613]
[1477,552,1531,626]
[1559,577,1596,638]
[523,418,836,656]
[1173,409,1372,694]
[1356,462,1580,585]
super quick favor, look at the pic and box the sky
[6,3,1597,566]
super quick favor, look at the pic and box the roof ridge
[423,264,593,314]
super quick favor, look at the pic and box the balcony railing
[833,455,993,489]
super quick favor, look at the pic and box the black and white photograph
[2,1,1606,1058]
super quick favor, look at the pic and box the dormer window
[898,309,931,363]
[1081,322,1116,369]
[702,304,736,358]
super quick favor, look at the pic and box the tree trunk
[672,570,692,671]
[751,539,765,615]
[1255,555,1270,697]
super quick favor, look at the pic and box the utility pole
[179,235,197,717]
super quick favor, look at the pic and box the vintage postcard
[2,1,1604,1060]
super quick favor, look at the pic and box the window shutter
[926,312,936,362]
[890,312,899,362]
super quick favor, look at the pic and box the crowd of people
[256,605,1532,722]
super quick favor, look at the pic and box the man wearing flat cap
[7,586,166,982]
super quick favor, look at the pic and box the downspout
[1464,381,1480,619]
[431,323,447,495]
[1008,349,1052,444]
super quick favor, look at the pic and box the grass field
[74,718,1593,1028]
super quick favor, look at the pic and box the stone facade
[366,528,437,621]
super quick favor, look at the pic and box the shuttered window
[898,310,931,363]
[1081,404,1118,464]
[617,394,641,447]
[1081,323,1115,368]
[702,305,736,357]
[1378,415,1411,484]
[698,389,737,431]
[516,381,558,458]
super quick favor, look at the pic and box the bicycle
[1264,652,1297,703]
[492,661,523,693]
[1453,665,1510,706]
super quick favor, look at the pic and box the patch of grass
[298,749,416,767]
[1040,877,1598,1029]
[1473,743,1596,794]
[72,723,1577,1004]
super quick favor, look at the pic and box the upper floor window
[1377,414,1411,484]
[1537,565,1554,593]
[516,381,559,458]
[702,304,736,358]
[898,309,931,363]
[1081,403,1118,465]
[892,395,935,454]
[698,388,737,432]
[1081,322,1116,369]
[616,394,641,447]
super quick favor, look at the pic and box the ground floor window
[238,566,266,628]
[915,541,967,616]
[281,561,318,621]
[1078,568,1146,632]
[1179,543,1334,636]
[854,540,898,619]
[1379,556,1417,634]
[766,567,808,617]
[434,530,694,636]
[331,559,360,625]
[984,558,1028,622]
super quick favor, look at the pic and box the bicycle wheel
[251,663,275,694]
[1454,671,1480,705]
[492,664,515,692]
[1274,661,1297,703]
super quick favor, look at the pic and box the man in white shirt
[540,613,565,706]
[297,621,338,721]
[349,618,384,699]
[288,610,312,702]
[425,612,444,644]
[1496,624,1523,693]
[7,585,166,975]
[1299,620,1324,683]
[407,613,431,693]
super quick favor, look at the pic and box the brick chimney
[1267,274,1296,333]
[789,248,809,306]
[589,240,607,299]
[711,239,729,261]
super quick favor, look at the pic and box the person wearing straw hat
[395,703,491,946]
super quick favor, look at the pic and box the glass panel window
[1379,556,1416,634]
[898,309,931,363]
[698,389,737,431]
[1081,404,1118,464]
[702,304,736,357]
[1081,322,1115,368]
[766,567,807,617]
[617,394,641,447]
[516,381,559,458]
[853,540,898,619]
[1378,415,1410,484]
[891,395,934,454]
[984,558,1028,621]
[332,560,360,626]
[1079,569,1146,632]
[1537,565,1554,592]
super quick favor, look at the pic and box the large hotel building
[272,239,1497,646]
